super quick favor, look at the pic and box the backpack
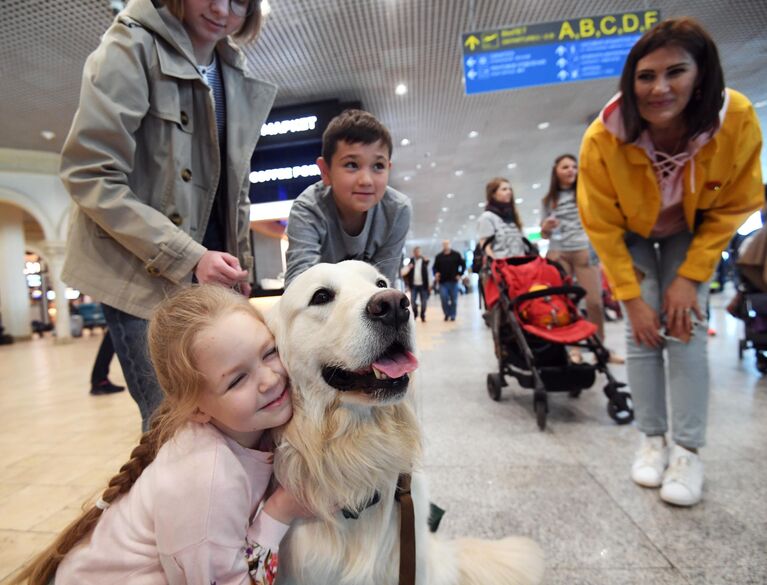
[472,244,484,273]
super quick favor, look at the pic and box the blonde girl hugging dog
[14,286,309,585]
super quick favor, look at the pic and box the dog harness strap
[396,473,416,585]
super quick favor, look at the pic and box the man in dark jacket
[401,246,430,322]
[432,240,466,321]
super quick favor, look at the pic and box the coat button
[180,111,189,125]
[181,168,192,182]
[146,266,160,276]
[169,212,183,226]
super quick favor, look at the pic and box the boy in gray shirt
[285,110,411,286]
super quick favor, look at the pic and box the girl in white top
[15,286,309,585]
[540,155,623,364]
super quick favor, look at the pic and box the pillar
[0,205,32,339]
[42,240,71,343]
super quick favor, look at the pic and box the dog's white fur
[267,261,544,585]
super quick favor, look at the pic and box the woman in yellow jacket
[578,18,763,507]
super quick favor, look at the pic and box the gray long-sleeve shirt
[285,181,412,286]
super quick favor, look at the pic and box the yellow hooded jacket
[578,89,763,301]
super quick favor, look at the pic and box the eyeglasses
[228,0,257,17]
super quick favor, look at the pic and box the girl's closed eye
[226,373,246,391]
[264,346,279,360]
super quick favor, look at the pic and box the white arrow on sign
[467,69,478,80]
[557,70,569,80]
[556,58,567,68]
[556,45,566,56]
[466,57,477,68]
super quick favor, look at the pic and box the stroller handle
[509,285,587,309]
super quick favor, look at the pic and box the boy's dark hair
[321,109,393,163]
[619,17,725,143]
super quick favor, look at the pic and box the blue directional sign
[462,10,660,95]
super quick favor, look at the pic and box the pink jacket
[56,423,289,584]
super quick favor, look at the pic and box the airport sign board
[462,10,660,95]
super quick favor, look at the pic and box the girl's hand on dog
[263,484,314,524]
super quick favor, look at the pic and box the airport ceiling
[2,0,766,254]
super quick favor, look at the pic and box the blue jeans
[623,231,710,448]
[410,285,429,319]
[439,281,459,319]
[103,305,164,432]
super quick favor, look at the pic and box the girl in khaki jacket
[578,18,762,507]
[60,0,277,431]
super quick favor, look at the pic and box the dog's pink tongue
[373,351,419,379]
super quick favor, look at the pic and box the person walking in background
[433,240,466,321]
[401,246,430,322]
[540,155,624,364]
[578,17,763,507]
[59,0,276,431]
[89,330,125,396]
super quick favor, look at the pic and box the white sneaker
[660,444,703,506]
[631,434,668,488]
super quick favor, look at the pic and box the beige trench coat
[61,0,277,319]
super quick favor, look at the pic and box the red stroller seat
[486,256,597,343]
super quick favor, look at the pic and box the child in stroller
[481,250,634,430]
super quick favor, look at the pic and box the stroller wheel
[534,395,547,430]
[487,373,503,401]
[607,391,634,425]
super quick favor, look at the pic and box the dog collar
[341,491,381,519]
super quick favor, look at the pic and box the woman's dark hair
[485,177,522,228]
[619,17,725,143]
[542,154,578,212]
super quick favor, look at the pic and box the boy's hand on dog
[263,484,315,524]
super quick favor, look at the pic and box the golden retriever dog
[267,261,544,585]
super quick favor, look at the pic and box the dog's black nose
[366,290,410,328]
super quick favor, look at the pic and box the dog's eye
[309,288,335,306]
[375,279,388,289]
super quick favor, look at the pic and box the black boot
[90,379,125,396]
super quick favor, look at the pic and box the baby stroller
[482,252,634,430]
[732,223,767,373]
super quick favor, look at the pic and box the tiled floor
[1,289,765,584]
